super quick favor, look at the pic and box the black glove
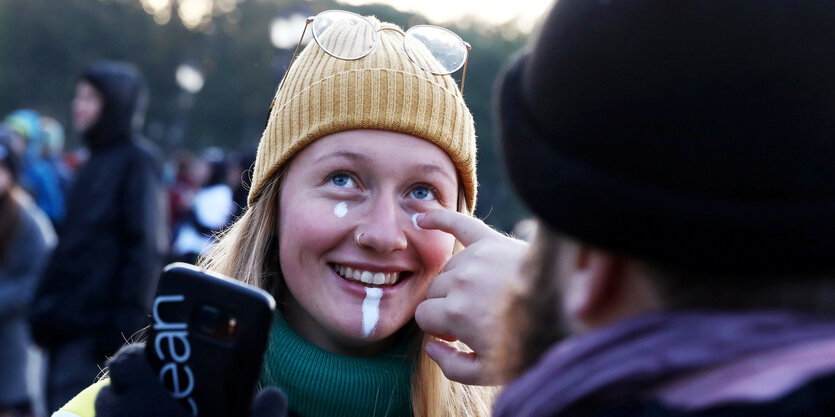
[95,343,288,417]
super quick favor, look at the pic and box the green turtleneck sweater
[260,312,414,417]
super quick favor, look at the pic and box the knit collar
[260,311,414,417]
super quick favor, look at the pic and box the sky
[139,0,555,34]
[336,0,554,33]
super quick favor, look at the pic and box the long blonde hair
[200,170,496,417]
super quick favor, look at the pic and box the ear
[563,245,623,325]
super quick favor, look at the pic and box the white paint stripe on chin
[362,287,383,337]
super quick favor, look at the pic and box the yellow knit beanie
[248,15,477,212]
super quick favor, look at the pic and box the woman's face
[278,129,459,355]
[71,81,103,133]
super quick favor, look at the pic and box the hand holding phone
[145,263,276,417]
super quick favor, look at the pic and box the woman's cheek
[283,199,346,247]
[418,230,457,276]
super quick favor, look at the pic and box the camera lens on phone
[192,304,239,341]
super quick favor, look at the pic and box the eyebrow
[315,151,456,183]
[314,151,370,164]
[417,162,457,184]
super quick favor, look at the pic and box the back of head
[205,159,228,188]
[4,109,43,157]
[499,0,835,276]
[0,124,23,183]
[81,60,148,148]
[41,116,66,156]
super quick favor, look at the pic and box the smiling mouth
[332,264,407,287]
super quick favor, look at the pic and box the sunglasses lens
[312,10,375,60]
[404,26,468,75]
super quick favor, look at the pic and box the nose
[356,195,408,253]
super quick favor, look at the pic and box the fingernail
[424,341,437,357]
[412,213,424,231]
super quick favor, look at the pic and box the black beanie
[498,0,835,275]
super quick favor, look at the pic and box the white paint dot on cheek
[334,202,348,218]
[362,287,383,337]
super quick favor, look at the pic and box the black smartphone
[145,262,276,417]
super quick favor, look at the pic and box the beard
[494,224,571,380]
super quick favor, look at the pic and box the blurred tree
[0,0,529,229]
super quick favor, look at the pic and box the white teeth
[334,264,402,286]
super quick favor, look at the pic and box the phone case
[145,262,276,417]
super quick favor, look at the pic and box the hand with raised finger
[413,209,528,386]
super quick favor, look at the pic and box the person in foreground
[53,11,521,417]
[481,0,835,416]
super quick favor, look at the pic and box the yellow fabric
[249,15,477,212]
[56,379,110,417]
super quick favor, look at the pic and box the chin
[329,317,415,356]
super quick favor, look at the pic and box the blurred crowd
[0,62,255,417]
[0,111,254,266]
[166,147,255,264]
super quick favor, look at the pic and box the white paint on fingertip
[334,202,348,218]
[362,287,383,337]
[412,213,423,231]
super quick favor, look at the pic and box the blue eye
[330,174,355,188]
[411,185,436,201]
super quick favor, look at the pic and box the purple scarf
[493,311,835,417]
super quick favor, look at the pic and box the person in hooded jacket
[29,61,168,414]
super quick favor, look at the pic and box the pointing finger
[416,210,496,247]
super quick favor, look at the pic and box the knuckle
[468,241,498,261]
[469,244,488,259]
[446,270,473,290]
[444,301,467,323]
[456,270,477,287]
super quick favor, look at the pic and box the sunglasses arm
[271,18,314,110]
[459,42,471,94]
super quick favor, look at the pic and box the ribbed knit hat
[249,15,476,212]
[498,0,835,274]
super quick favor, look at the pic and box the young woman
[198,11,494,416]
[56,10,498,417]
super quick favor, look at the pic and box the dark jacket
[493,312,835,417]
[0,196,53,406]
[30,62,167,356]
